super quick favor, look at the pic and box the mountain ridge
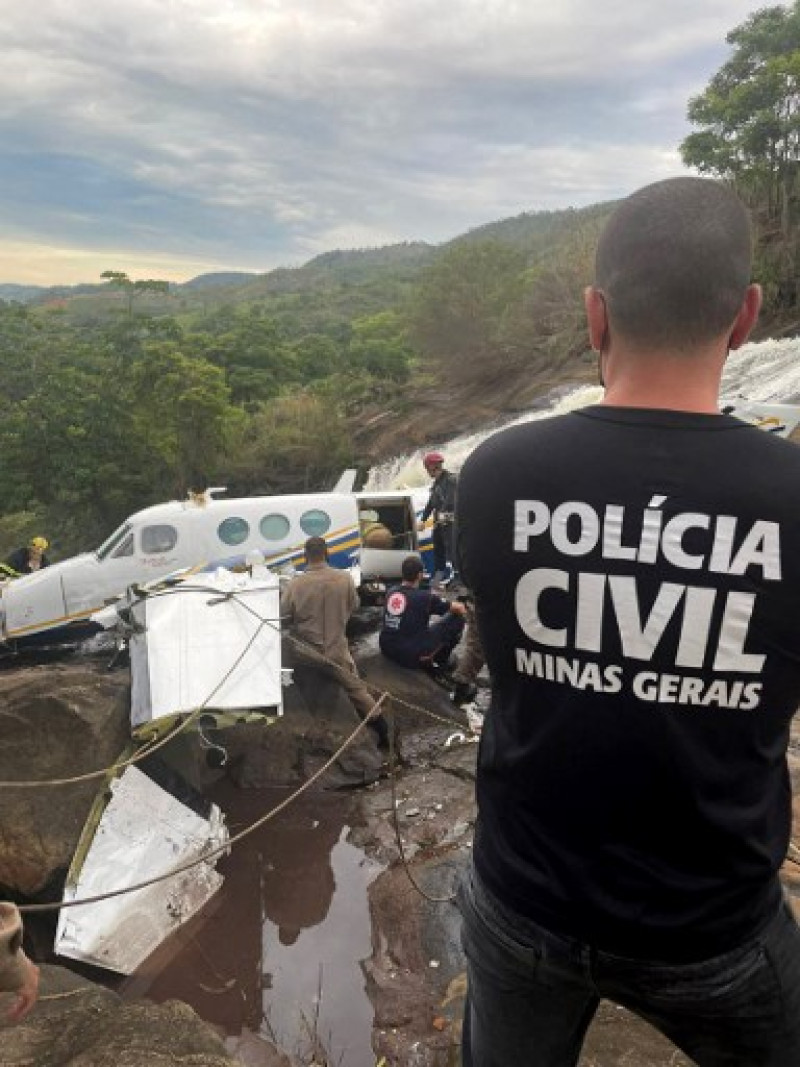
[0,205,610,305]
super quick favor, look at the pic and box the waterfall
[366,336,800,490]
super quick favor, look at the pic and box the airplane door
[357,494,420,582]
[1,565,70,639]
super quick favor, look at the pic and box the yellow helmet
[30,536,49,551]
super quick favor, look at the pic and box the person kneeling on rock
[0,902,39,1023]
[379,555,466,678]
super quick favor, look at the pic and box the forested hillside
[0,205,610,558]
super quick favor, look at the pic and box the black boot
[452,681,478,706]
[368,717,392,751]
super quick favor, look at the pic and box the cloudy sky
[0,0,762,286]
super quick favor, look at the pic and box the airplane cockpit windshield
[96,523,133,561]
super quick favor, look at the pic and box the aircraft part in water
[366,336,800,491]
[119,783,382,1067]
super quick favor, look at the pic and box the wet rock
[223,628,470,792]
[1,963,240,1066]
[222,662,385,791]
[0,663,130,895]
[357,644,468,737]
[353,742,476,866]
[365,862,463,1067]
[224,1029,297,1066]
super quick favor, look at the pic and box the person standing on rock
[281,536,391,751]
[456,177,800,1066]
[419,452,458,589]
[449,595,485,706]
[0,902,39,1022]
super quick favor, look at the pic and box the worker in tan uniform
[0,902,39,1022]
[281,537,391,750]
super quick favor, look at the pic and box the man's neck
[600,343,725,414]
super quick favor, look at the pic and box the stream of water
[365,336,800,490]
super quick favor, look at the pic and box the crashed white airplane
[0,471,432,650]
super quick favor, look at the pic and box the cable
[19,695,388,915]
[385,707,459,905]
[0,598,274,789]
[6,577,475,915]
[0,583,470,789]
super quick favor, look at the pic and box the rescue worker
[379,555,467,674]
[281,536,391,750]
[450,596,485,706]
[419,452,458,588]
[3,537,50,577]
[0,902,39,1022]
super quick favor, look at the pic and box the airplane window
[96,523,133,560]
[260,513,291,541]
[218,516,250,546]
[300,509,331,537]
[111,533,134,559]
[141,525,178,554]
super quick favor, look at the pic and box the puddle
[119,780,383,1065]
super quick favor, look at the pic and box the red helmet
[423,451,444,470]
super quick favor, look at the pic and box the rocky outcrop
[1,964,244,1066]
[0,664,130,896]
[221,636,467,792]
[351,715,800,1066]
[351,365,597,463]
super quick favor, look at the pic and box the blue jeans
[458,864,800,1066]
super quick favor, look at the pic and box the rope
[19,695,388,915]
[385,707,458,905]
[0,583,471,789]
[5,577,475,915]
[0,602,274,789]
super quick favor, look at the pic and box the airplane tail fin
[331,469,358,493]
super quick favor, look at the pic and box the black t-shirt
[458,406,800,961]
[381,584,450,642]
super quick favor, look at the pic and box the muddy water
[120,780,383,1065]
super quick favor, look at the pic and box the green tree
[186,306,293,406]
[347,311,415,381]
[680,3,800,227]
[681,3,800,312]
[5,359,153,547]
[226,391,354,494]
[101,270,171,317]
[411,240,527,381]
[129,341,241,495]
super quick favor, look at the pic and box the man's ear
[728,284,762,351]
[584,286,608,352]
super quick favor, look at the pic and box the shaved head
[595,177,753,350]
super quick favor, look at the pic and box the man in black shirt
[379,555,466,672]
[457,178,800,1066]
